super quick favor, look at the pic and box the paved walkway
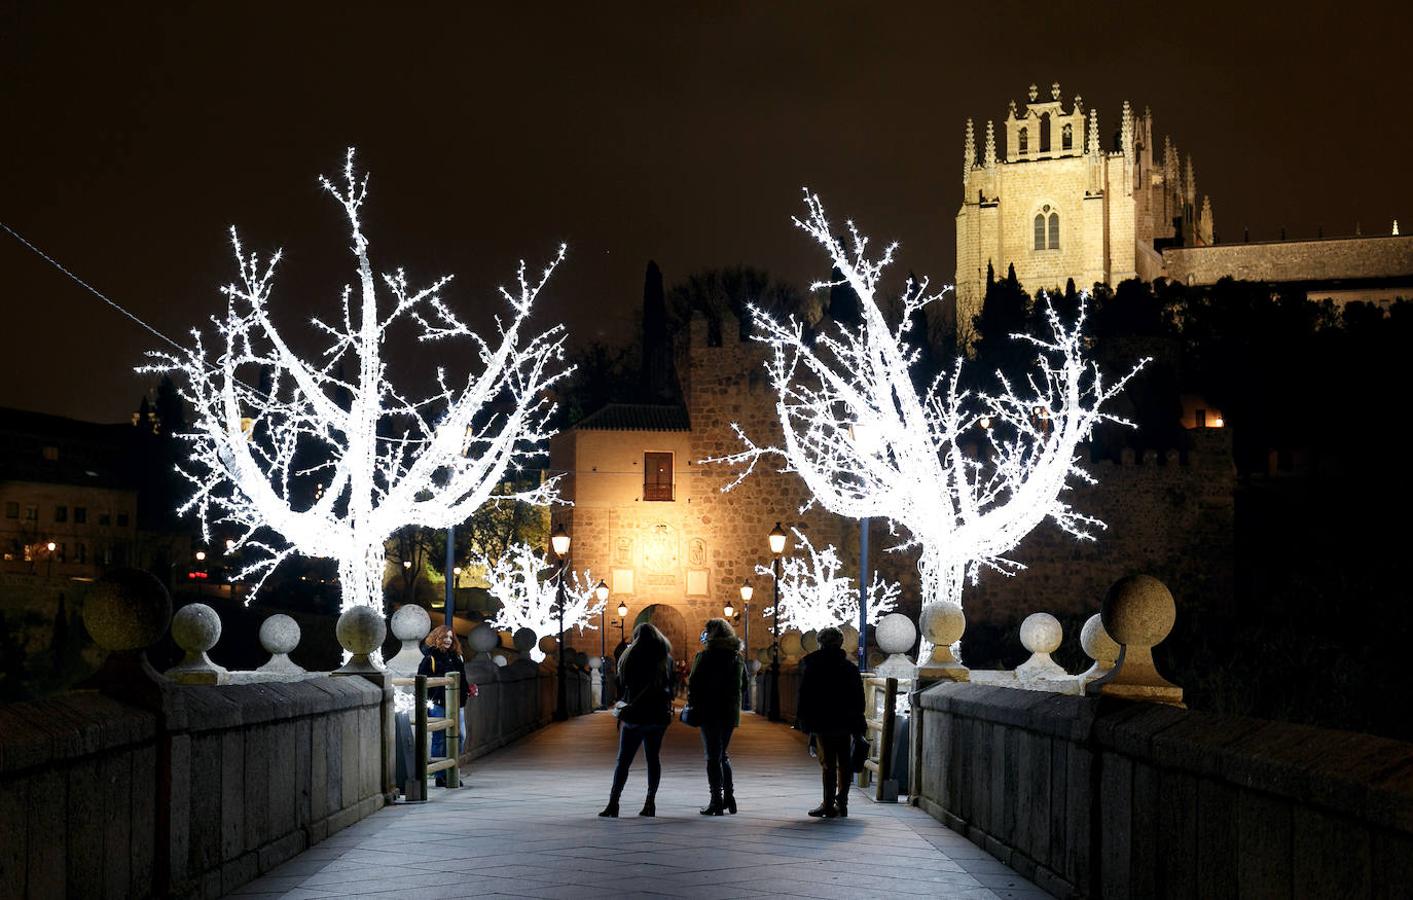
[239,711,1043,899]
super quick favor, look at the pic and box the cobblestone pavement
[238,710,1044,899]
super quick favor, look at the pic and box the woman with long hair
[599,622,675,818]
[419,624,472,785]
[687,617,749,816]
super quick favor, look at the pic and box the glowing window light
[140,150,571,613]
[708,191,1144,660]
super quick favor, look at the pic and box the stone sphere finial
[873,613,918,677]
[917,603,968,681]
[1020,613,1062,655]
[780,630,804,659]
[468,623,499,657]
[259,614,300,656]
[256,613,305,677]
[1080,613,1120,666]
[386,605,431,676]
[390,605,431,642]
[801,630,820,653]
[1101,574,1176,649]
[334,605,387,674]
[1089,575,1182,706]
[1015,612,1067,681]
[83,568,171,652]
[840,624,859,650]
[512,627,536,653]
[166,603,228,684]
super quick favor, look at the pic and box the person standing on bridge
[599,622,675,818]
[420,625,474,787]
[796,625,865,818]
[688,617,749,816]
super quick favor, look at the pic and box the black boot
[598,799,619,818]
[639,797,656,817]
[835,794,848,818]
[807,800,837,818]
[724,792,737,815]
[699,795,725,816]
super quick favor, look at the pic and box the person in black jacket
[599,622,674,818]
[688,618,749,816]
[795,625,866,818]
[419,625,474,785]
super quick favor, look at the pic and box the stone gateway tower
[954,82,1213,340]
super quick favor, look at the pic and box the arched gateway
[633,603,691,663]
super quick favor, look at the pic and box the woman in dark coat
[795,625,866,818]
[418,625,474,785]
[687,618,749,816]
[599,622,675,818]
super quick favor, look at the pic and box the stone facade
[956,82,1210,339]
[1163,233,1413,299]
[553,310,1236,661]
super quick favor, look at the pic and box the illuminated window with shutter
[644,452,674,501]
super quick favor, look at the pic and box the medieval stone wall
[1163,234,1413,287]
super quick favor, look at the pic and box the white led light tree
[480,542,603,663]
[713,192,1143,659]
[756,527,899,633]
[144,150,570,612]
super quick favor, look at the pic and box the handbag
[849,733,871,773]
[678,704,701,727]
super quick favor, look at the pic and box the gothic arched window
[1062,123,1073,151]
[1040,114,1051,152]
[1018,127,1029,155]
[1034,213,1046,250]
[1048,212,1061,249]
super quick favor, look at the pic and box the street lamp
[738,580,753,711]
[46,540,57,578]
[616,600,628,646]
[195,550,207,562]
[767,522,787,722]
[551,524,571,722]
[849,420,884,673]
[595,579,610,709]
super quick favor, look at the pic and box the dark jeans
[610,722,666,801]
[815,732,852,803]
[699,724,736,800]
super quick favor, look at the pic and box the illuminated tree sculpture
[756,527,899,633]
[714,192,1143,658]
[144,151,570,612]
[480,542,603,662]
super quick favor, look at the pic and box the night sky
[4,1,1408,423]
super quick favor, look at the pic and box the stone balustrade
[0,569,595,899]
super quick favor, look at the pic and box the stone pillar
[1078,613,1119,685]
[386,605,431,676]
[255,613,306,676]
[333,606,387,675]
[164,603,228,685]
[1015,613,1067,682]
[79,567,171,705]
[916,603,968,682]
[872,613,918,678]
[1087,574,1183,706]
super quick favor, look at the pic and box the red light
[186,571,209,580]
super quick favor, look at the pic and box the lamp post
[737,580,753,711]
[46,540,57,578]
[767,522,787,722]
[595,579,610,709]
[551,524,571,722]
[849,420,884,673]
[616,601,628,645]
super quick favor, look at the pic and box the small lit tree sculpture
[713,192,1143,659]
[145,151,569,611]
[480,542,603,663]
[756,527,899,633]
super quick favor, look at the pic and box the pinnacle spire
[984,120,997,167]
[964,119,976,184]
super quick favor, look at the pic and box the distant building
[0,408,140,577]
[956,82,1413,337]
